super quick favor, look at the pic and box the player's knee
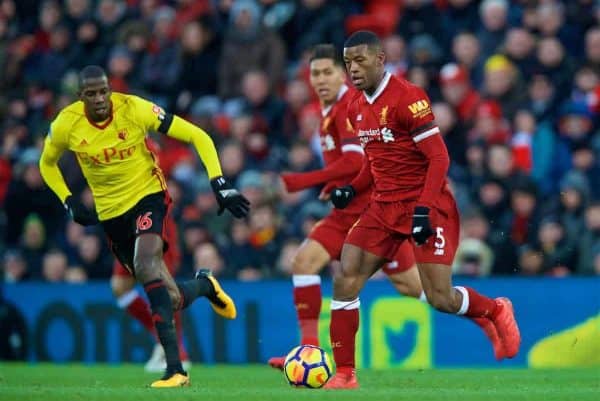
[291,252,320,275]
[111,276,133,297]
[134,252,161,283]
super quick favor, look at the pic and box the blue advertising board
[2,278,599,368]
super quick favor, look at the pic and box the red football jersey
[348,72,447,203]
[320,85,370,214]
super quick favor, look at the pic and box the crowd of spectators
[1,0,599,284]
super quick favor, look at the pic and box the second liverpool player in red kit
[267,45,423,370]
[325,31,521,389]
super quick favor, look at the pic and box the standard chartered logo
[318,296,432,369]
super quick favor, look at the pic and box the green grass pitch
[0,363,598,401]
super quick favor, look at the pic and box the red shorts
[345,190,459,266]
[309,209,415,273]
[112,211,181,277]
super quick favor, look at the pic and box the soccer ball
[283,345,333,388]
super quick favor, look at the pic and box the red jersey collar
[364,72,391,105]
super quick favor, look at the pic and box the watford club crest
[379,105,389,125]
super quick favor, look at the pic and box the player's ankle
[336,366,355,376]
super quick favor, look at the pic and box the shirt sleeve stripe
[412,126,440,143]
[409,121,435,136]
[342,144,364,154]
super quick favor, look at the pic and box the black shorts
[101,191,171,275]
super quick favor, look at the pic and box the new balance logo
[381,127,395,143]
[357,114,363,121]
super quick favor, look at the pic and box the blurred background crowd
[0,0,599,284]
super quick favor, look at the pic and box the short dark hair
[78,65,107,89]
[309,44,343,67]
[344,30,382,50]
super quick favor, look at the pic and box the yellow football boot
[150,372,190,388]
[196,269,237,319]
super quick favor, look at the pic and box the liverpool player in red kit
[267,45,424,370]
[325,31,521,389]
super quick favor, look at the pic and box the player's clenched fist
[330,185,356,209]
[411,206,433,245]
[210,176,250,218]
[64,195,99,226]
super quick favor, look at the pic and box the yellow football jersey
[44,93,168,220]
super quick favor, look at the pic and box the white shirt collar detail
[363,72,391,104]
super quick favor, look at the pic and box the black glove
[64,195,99,226]
[411,206,433,245]
[330,185,356,209]
[210,176,250,218]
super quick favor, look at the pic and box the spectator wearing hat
[2,249,29,282]
[218,0,285,99]
[439,62,481,125]
[483,54,526,120]
[19,214,47,278]
[556,171,591,243]
[550,100,597,192]
[452,238,494,277]
[477,0,510,60]
[469,100,510,145]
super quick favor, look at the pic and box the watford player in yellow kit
[39,66,250,387]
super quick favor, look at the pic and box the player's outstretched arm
[165,115,250,218]
[281,150,363,193]
[39,136,72,204]
[39,136,99,226]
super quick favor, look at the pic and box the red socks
[292,275,322,346]
[329,299,360,370]
[455,286,498,318]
